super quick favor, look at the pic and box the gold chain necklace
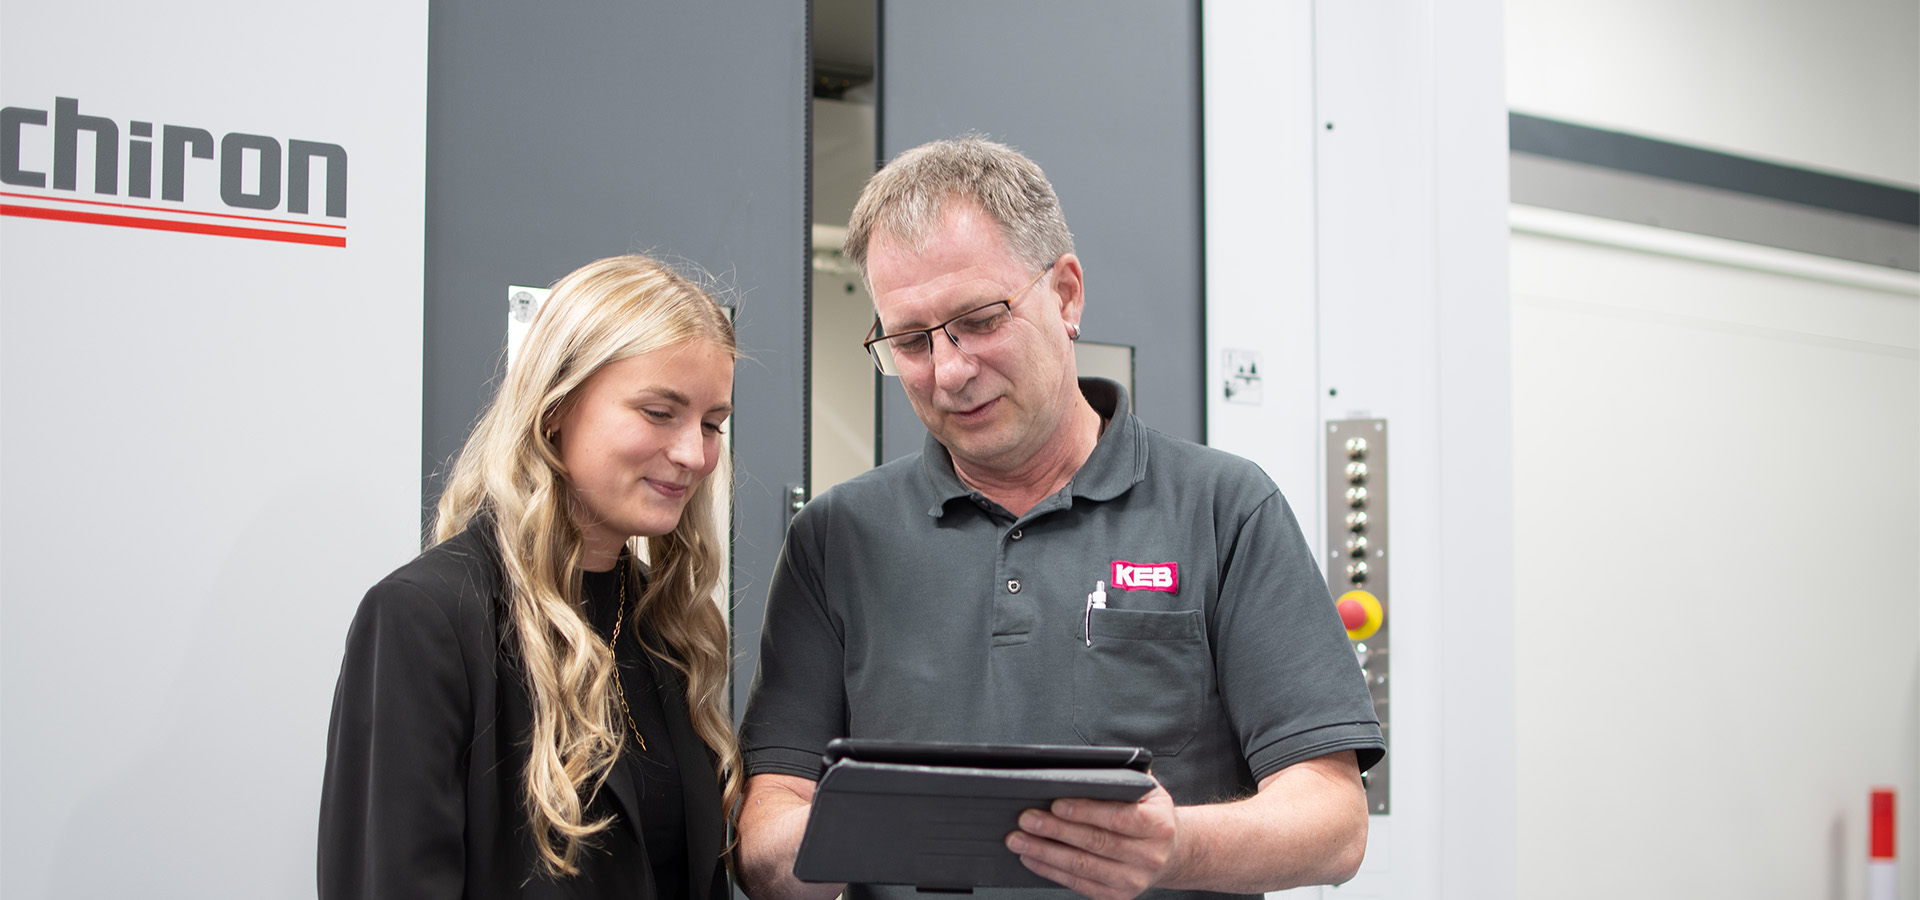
[607,561,647,752]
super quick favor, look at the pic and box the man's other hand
[1005,783,1179,900]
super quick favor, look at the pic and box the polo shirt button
[1006,579,1022,594]
[1010,529,1024,541]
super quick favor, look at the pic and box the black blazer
[319,521,727,900]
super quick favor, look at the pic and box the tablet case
[793,740,1156,891]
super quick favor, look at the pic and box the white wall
[811,251,877,492]
[1511,215,1919,900]
[810,98,878,494]
[1507,2,1919,897]
[1508,0,1919,186]
[0,2,427,896]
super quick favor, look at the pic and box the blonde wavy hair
[434,254,741,876]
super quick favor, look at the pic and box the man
[737,137,1384,900]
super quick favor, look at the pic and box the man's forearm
[736,773,846,900]
[1007,751,1368,900]
[1157,752,1369,893]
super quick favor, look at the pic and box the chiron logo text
[1,96,349,247]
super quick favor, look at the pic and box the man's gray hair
[844,135,1074,276]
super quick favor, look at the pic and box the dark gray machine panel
[420,1,809,720]
[876,0,1204,460]
[1327,418,1389,815]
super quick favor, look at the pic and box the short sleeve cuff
[1245,721,1386,782]
[744,744,828,781]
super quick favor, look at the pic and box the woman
[319,255,740,900]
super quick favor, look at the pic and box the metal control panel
[1327,418,1389,815]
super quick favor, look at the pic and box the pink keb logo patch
[1110,560,1179,592]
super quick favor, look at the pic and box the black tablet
[822,738,1153,772]
[793,740,1157,891]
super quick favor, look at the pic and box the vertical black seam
[871,0,888,468]
[1192,0,1209,444]
[802,0,815,500]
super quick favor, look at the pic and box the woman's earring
[1067,322,1082,341]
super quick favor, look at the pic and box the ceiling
[814,0,876,85]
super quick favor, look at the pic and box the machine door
[419,1,808,718]
[876,0,1206,459]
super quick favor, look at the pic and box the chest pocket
[1072,607,1206,756]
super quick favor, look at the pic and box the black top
[318,519,727,900]
[581,563,688,900]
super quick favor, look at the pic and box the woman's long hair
[433,255,741,876]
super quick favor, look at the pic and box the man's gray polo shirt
[742,379,1383,900]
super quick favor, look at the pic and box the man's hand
[1006,752,1369,898]
[1005,783,1180,900]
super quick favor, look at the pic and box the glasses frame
[862,263,1054,376]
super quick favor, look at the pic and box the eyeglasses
[863,264,1052,376]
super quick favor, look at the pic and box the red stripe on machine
[2,204,346,248]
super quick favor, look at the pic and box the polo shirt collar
[918,377,1148,518]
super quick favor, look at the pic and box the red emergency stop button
[1336,590,1383,640]
[1339,598,1368,630]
